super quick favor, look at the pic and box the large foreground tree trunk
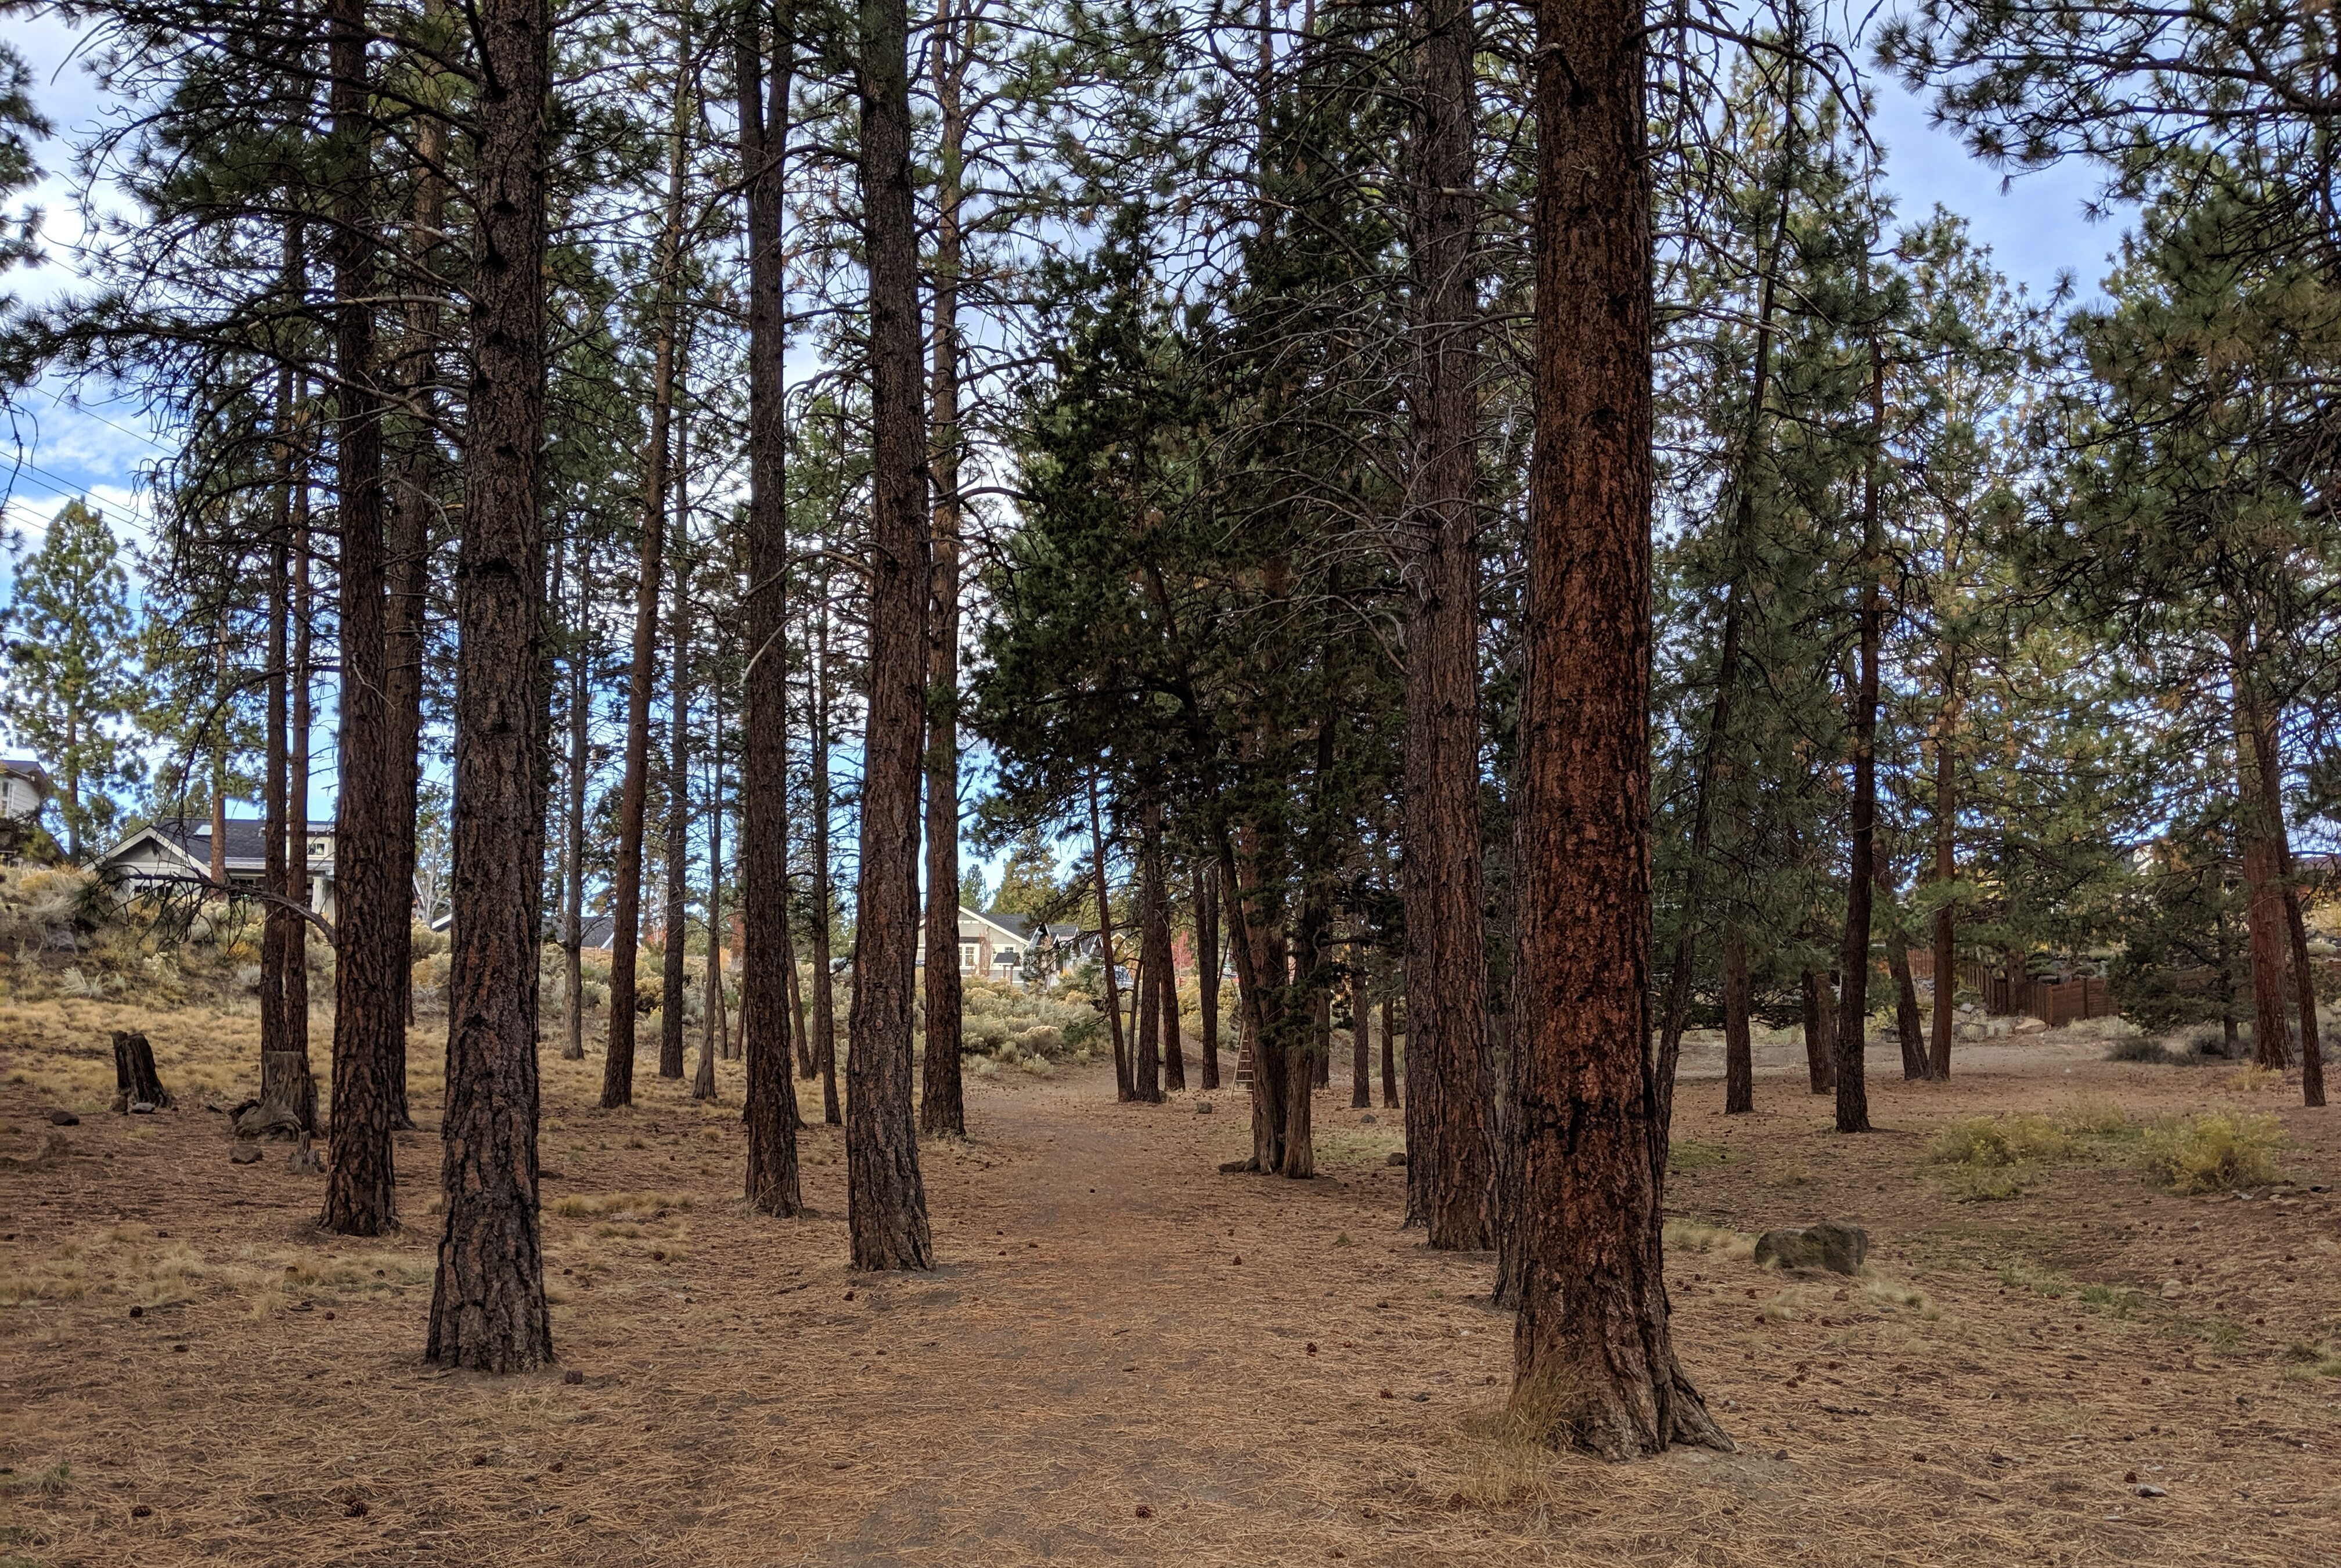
[426,0,553,1372]
[319,0,398,1237]
[1400,0,1493,1253]
[847,0,932,1268]
[739,9,805,1211]
[1512,0,1727,1457]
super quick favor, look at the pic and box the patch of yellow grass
[2140,1111,2284,1194]
[2222,1064,2282,1094]
[1662,1219,1755,1261]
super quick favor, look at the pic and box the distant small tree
[1,499,145,857]
[990,828,1059,917]
[958,863,990,912]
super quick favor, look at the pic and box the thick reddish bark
[847,0,933,1268]
[2239,739,2292,1072]
[319,0,398,1237]
[1721,927,1752,1115]
[739,12,805,1210]
[1514,0,1728,1455]
[426,0,552,1372]
[2246,693,2326,1105]
[1400,0,1494,1252]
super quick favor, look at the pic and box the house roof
[967,909,1080,943]
[1,758,51,792]
[102,817,336,874]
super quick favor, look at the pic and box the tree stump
[111,1032,172,1113]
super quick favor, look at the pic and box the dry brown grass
[0,1003,2336,1565]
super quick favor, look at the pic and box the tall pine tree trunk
[739,7,805,1210]
[918,0,970,1139]
[661,467,693,1082]
[1158,852,1186,1092]
[2233,643,2292,1071]
[1400,0,1493,1252]
[810,587,842,1121]
[562,551,589,1061]
[319,0,399,1237]
[1514,0,1727,1454]
[1349,947,1370,1108]
[1381,992,1399,1108]
[847,0,932,1267]
[604,52,693,1107]
[1831,343,1884,1133]
[426,0,553,1372]
[2244,684,2326,1105]
[695,700,723,1102]
[1195,860,1221,1090]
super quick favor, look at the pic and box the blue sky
[0,20,2135,835]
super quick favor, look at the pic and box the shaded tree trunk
[319,0,398,1237]
[2244,689,2326,1105]
[810,594,841,1121]
[1831,342,1884,1133]
[1195,860,1221,1090]
[1400,0,1494,1253]
[260,322,313,1136]
[603,67,692,1108]
[1927,689,1958,1079]
[1158,857,1186,1092]
[738,8,805,1210]
[661,460,693,1082]
[847,0,933,1268]
[1800,968,1836,1094]
[1380,992,1399,1109]
[1721,927,1752,1115]
[918,0,971,1141]
[1513,0,1728,1454]
[1089,774,1131,1101]
[1349,949,1370,1108]
[562,544,589,1061]
[695,701,722,1103]
[425,0,553,1372]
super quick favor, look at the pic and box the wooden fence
[1902,950,2119,1024]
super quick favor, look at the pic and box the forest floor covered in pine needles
[3,998,2339,1566]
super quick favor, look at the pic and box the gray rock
[1385,1152,1408,1167]
[1359,1114,1377,1125]
[229,1142,264,1165]
[1194,1100,1213,1115]
[234,1101,305,1141]
[128,1101,157,1115]
[46,1109,78,1127]
[1753,1221,1868,1275]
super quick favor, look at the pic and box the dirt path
[4,1011,2339,1565]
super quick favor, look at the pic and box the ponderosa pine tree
[426,0,553,1373]
[319,0,402,1238]
[1510,0,1728,1458]
[844,0,932,1268]
[739,0,805,1213]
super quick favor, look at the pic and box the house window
[960,944,978,972]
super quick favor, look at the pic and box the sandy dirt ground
[3,1001,2338,1566]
